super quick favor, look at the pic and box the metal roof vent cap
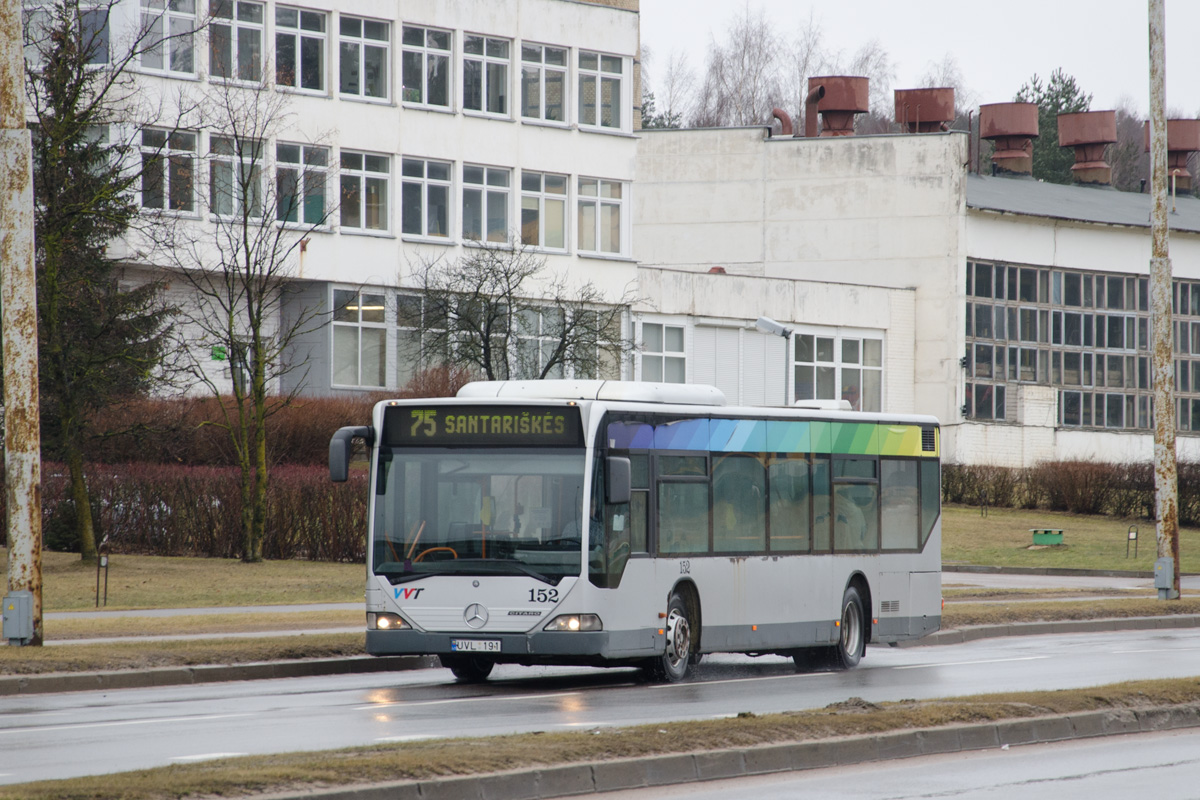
[808,76,869,137]
[980,102,1039,175]
[1143,119,1200,192]
[894,88,955,132]
[1058,110,1117,185]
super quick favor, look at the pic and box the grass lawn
[941,504,1200,573]
[0,548,363,611]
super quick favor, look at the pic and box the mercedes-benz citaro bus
[329,380,942,683]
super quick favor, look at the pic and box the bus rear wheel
[830,585,865,669]
[644,592,693,683]
[440,655,495,683]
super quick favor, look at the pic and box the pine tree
[1015,69,1093,184]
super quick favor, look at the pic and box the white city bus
[330,380,941,682]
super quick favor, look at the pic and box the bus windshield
[371,448,587,584]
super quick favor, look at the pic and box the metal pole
[1,0,42,643]
[1148,0,1180,600]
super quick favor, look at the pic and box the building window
[140,129,195,212]
[338,16,388,100]
[515,307,565,379]
[578,177,623,255]
[276,142,327,225]
[521,43,566,123]
[140,0,195,74]
[396,292,446,387]
[339,151,388,231]
[400,25,449,107]
[463,34,509,115]
[23,4,109,66]
[794,333,884,412]
[968,261,1159,431]
[209,136,263,218]
[642,322,684,383]
[210,0,262,82]
[275,6,325,92]
[332,289,386,387]
[400,157,450,238]
[578,50,623,129]
[462,165,509,243]
[520,171,567,250]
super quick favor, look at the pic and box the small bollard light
[96,547,111,607]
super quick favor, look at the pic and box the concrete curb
[248,702,1200,800]
[4,615,1199,695]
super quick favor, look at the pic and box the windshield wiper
[441,558,558,585]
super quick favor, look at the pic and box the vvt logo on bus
[394,588,425,600]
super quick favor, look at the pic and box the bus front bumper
[366,628,660,663]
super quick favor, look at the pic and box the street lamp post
[756,316,793,406]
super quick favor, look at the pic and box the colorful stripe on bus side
[606,419,938,458]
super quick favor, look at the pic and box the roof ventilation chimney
[894,88,955,132]
[807,76,868,137]
[980,102,1039,175]
[1143,119,1200,192]
[1058,111,1117,185]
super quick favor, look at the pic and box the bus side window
[712,454,766,552]
[880,458,919,550]
[768,456,809,552]
[812,457,831,552]
[629,454,649,553]
[919,459,941,549]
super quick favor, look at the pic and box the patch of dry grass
[944,596,1200,627]
[3,678,1198,800]
[44,610,361,640]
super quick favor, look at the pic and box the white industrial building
[52,0,1200,467]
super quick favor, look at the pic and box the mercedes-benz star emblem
[464,603,489,629]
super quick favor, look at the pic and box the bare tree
[1110,97,1149,193]
[690,5,786,127]
[641,45,695,129]
[151,73,331,562]
[410,239,635,382]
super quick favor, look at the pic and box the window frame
[338,15,390,102]
[339,150,390,233]
[208,134,264,219]
[139,127,197,214]
[209,0,264,83]
[331,288,387,388]
[139,0,196,76]
[462,163,511,244]
[793,330,884,412]
[577,50,625,131]
[275,141,329,226]
[462,33,511,117]
[577,176,625,257]
[400,24,451,108]
[520,170,568,251]
[400,156,452,240]
[520,42,567,124]
[640,320,685,383]
[275,5,326,93]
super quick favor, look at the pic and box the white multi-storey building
[84,0,641,394]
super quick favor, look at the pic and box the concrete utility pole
[1148,0,1180,600]
[1,0,43,642]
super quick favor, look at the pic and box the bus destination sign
[383,405,584,448]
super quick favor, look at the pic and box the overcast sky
[639,0,1200,117]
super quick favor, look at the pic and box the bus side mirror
[606,456,631,505]
[330,426,374,482]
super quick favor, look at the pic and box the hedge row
[36,463,368,560]
[943,460,1200,524]
[83,365,473,467]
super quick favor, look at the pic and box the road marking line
[170,753,246,763]
[894,656,1049,670]
[0,713,252,736]
[376,735,437,743]
[356,690,581,711]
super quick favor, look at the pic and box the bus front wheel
[440,655,494,683]
[644,592,693,683]
[830,585,865,669]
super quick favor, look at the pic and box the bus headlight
[543,614,602,632]
[369,612,410,630]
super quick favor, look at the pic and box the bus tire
[644,592,693,683]
[440,655,494,683]
[830,585,866,669]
